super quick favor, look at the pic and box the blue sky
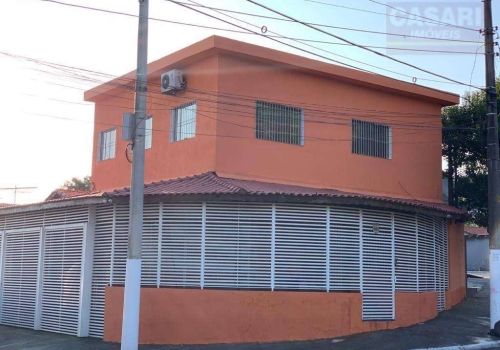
[0,0,498,203]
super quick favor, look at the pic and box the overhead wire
[173,1,483,45]
[368,0,477,30]
[1,51,479,131]
[181,0,480,91]
[304,0,478,31]
[41,0,485,88]
[22,63,462,131]
[15,63,482,138]
[245,0,483,90]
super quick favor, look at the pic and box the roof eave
[0,197,110,216]
[84,35,459,106]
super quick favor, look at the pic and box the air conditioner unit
[161,69,184,94]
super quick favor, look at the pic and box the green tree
[442,76,500,227]
[62,176,92,191]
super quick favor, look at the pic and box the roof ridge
[211,173,247,194]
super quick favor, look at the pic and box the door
[361,210,395,321]
[40,224,84,335]
[0,228,41,328]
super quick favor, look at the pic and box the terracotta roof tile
[45,189,91,201]
[106,172,466,216]
[464,226,488,236]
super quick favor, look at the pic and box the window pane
[351,120,391,159]
[99,129,116,161]
[110,129,116,159]
[255,101,303,145]
[172,102,196,142]
[145,117,153,149]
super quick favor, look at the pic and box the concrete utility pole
[485,0,500,335]
[121,0,148,349]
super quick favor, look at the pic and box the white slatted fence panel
[205,203,272,289]
[43,207,89,227]
[160,203,202,287]
[435,218,447,312]
[1,229,40,328]
[329,207,360,291]
[112,204,129,286]
[89,204,113,338]
[142,203,160,286]
[362,210,394,321]
[274,205,327,291]
[40,225,83,335]
[4,212,43,231]
[417,214,435,292]
[394,213,418,291]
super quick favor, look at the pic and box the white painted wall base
[121,258,141,350]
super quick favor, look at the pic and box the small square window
[98,128,116,161]
[256,101,303,145]
[352,120,392,159]
[171,102,197,142]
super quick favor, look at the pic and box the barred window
[171,102,196,142]
[256,101,303,145]
[352,120,392,159]
[98,128,116,161]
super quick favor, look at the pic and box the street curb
[412,341,500,350]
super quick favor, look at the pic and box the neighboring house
[45,188,90,201]
[465,226,489,271]
[0,36,466,345]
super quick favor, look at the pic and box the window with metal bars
[171,102,196,142]
[98,129,116,161]
[256,101,303,145]
[352,120,392,159]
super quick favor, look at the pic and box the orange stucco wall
[446,220,466,309]
[89,38,455,201]
[104,287,437,345]
[214,54,444,202]
[91,55,219,191]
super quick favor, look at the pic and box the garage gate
[0,207,92,337]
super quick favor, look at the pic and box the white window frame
[145,116,153,150]
[170,102,197,142]
[98,128,116,161]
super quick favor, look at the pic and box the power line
[3,50,483,133]
[173,1,483,44]
[40,0,485,87]
[304,0,477,31]
[2,50,468,126]
[168,0,482,90]
[181,0,482,89]
[16,68,482,134]
[246,0,483,90]
[368,0,477,30]
[184,0,481,55]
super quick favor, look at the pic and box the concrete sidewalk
[0,279,496,350]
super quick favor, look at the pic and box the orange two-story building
[0,36,466,345]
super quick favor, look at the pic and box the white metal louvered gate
[0,202,452,339]
[361,211,395,321]
[0,206,90,337]
[40,224,84,335]
[0,228,41,329]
